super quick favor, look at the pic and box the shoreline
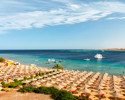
[0,57,125,77]
[0,57,125,76]
[0,58,125,100]
[96,48,125,51]
[0,48,125,51]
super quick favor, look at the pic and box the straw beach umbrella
[110,87,120,92]
[83,84,90,88]
[31,81,41,87]
[22,80,30,86]
[97,89,106,95]
[60,82,67,86]
[96,85,104,90]
[30,78,37,81]
[41,79,47,83]
[55,78,61,82]
[56,84,64,89]
[83,87,91,97]
[51,75,57,79]
[45,82,52,87]
[96,89,106,100]
[36,76,43,79]
[70,86,77,92]
[111,91,123,100]
[22,80,30,84]
[50,80,56,84]
[79,87,91,96]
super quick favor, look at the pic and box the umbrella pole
[115,96,116,100]
[99,95,101,100]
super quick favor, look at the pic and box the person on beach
[62,67,64,71]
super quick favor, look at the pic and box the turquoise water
[0,50,125,76]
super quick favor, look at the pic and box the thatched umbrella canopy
[51,75,57,79]
[50,80,56,84]
[96,89,106,100]
[110,87,120,92]
[96,85,104,90]
[41,79,47,83]
[111,91,123,100]
[45,82,52,87]
[36,76,43,79]
[80,87,91,96]
[22,80,31,85]
[60,82,67,86]
[55,78,61,82]
[31,81,41,86]
[70,86,77,91]
[30,78,37,81]
[56,84,64,89]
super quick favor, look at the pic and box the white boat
[94,54,103,59]
[48,59,55,62]
[84,58,90,61]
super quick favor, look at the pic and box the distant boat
[46,62,50,64]
[84,58,90,61]
[59,60,64,62]
[54,61,58,63]
[94,54,103,59]
[48,59,55,62]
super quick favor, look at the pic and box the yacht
[48,59,55,62]
[94,54,103,59]
[84,58,90,61]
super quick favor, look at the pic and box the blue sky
[0,0,125,49]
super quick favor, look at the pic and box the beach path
[0,90,53,100]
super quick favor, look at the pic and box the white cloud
[1,1,125,33]
[70,4,80,10]
[107,16,125,20]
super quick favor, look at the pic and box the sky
[0,0,125,49]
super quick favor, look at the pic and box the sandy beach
[0,90,52,100]
[0,59,125,100]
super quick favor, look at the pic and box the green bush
[24,76,27,80]
[1,81,5,85]
[42,73,45,75]
[3,81,22,88]
[34,86,50,94]
[14,79,18,82]
[39,73,42,76]
[0,57,5,62]
[30,75,33,79]
[52,90,77,100]
[53,64,63,70]
[19,86,35,93]
[34,86,59,94]
[46,72,49,74]
[48,87,59,94]
[18,86,82,100]
[49,71,52,73]
[1,89,5,91]
[2,84,9,88]
[53,70,55,72]
[36,73,39,76]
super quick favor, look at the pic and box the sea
[0,50,125,76]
